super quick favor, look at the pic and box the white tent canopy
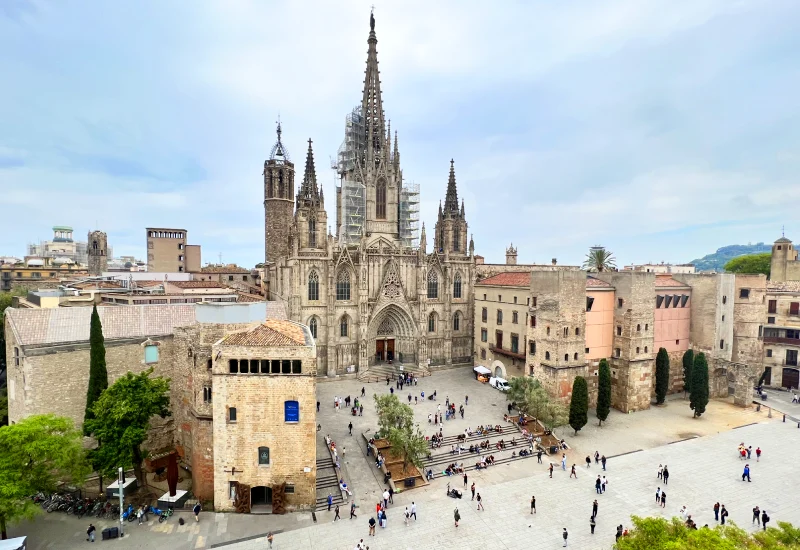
[473,366,491,375]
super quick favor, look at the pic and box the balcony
[762,337,800,346]
[489,343,525,360]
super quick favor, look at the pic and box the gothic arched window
[340,315,349,337]
[427,270,439,299]
[376,179,387,219]
[309,317,318,339]
[453,272,462,299]
[453,226,460,252]
[453,312,461,332]
[308,218,317,248]
[92,240,98,250]
[428,312,436,333]
[336,270,351,301]
[279,170,285,198]
[268,171,274,197]
[307,271,319,301]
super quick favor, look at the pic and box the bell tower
[87,230,108,275]
[264,122,295,262]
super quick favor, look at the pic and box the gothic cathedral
[264,13,475,376]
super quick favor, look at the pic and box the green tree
[568,376,588,435]
[84,368,170,487]
[506,376,542,418]
[506,377,569,430]
[596,359,611,426]
[615,515,800,549]
[0,388,7,427]
[387,424,429,476]
[84,305,109,432]
[655,348,670,405]
[724,253,771,277]
[682,349,694,398]
[0,415,90,539]
[582,246,616,272]
[373,394,414,437]
[689,352,709,418]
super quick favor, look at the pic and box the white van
[489,377,509,392]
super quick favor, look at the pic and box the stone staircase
[357,362,430,382]
[314,457,345,512]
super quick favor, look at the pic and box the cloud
[0,0,798,268]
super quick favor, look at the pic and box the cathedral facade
[265,14,475,376]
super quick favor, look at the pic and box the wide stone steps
[431,451,536,479]
[357,362,429,382]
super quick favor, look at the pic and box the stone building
[769,236,800,283]
[146,228,202,273]
[265,14,475,376]
[762,280,800,390]
[87,230,108,275]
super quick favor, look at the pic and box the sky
[1,0,799,267]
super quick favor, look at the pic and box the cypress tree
[596,359,611,426]
[655,348,670,405]
[84,305,109,433]
[689,352,709,418]
[682,349,694,398]
[568,376,589,435]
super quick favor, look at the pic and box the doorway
[251,486,272,506]
[782,367,799,390]
[375,339,395,362]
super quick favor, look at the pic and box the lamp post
[118,467,125,538]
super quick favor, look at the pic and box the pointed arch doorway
[368,304,417,366]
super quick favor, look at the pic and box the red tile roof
[586,276,613,288]
[169,281,228,289]
[477,272,531,287]
[197,265,250,274]
[221,320,307,347]
[654,276,689,288]
[767,281,800,293]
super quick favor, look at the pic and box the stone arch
[491,360,507,379]
[336,267,352,301]
[368,303,418,366]
[339,313,351,338]
[307,316,319,339]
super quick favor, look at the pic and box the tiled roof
[586,276,613,288]
[767,281,800,292]
[6,304,197,347]
[130,280,164,288]
[237,293,265,303]
[71,281,125,289]
[169,281,228,289]
[220,320,308,347]
[654,276,689,288]
[476,272,531,287]
[197,265,250,274]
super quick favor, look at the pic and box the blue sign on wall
[284,400,299,423]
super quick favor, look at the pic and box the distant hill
[690,243,771,272]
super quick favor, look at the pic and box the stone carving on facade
[377,318,394,335]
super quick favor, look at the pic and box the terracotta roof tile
[6,304,197,347]
[196,265,250,274]
[71,281,125,289]
[221,320,308,347]
[767,281,800,292]
[476,272,531,287]
[169,281,228,289]
[654,276,689,288]
[237,293,265,303]
[586,276,613,288]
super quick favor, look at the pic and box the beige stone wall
[673,273,735,362]
[212,342,316,511]
[732,274,766,372]
[5,330,173,451]
[476,263,577,281]
[147,229,187,273]
[185,245,201,273]
[474,283,530,376]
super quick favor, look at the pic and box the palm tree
[583,246,616,272]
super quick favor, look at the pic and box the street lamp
[118,467,125,538]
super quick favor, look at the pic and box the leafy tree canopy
[724,253,771,277]
[85,368,170,485]
[655,348,670,405]
[689,352,709,418]
[373,394,426,475]
[615,515,800,549]
[568,376,589,435]
[583,246,616,272]
[506,376,569,430]
[0,415,90,539]
[373,393,414,436]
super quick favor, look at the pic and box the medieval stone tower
[87,230,108,275]
[506,243,518,265]
[294,139,327,250]
[264,123,295,263]
[433,160,469,255]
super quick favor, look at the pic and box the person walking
[616,525,623,542]
[537,449,543,464]
[590,516,596,534]
[530,495,536,514]
[595,476,602,494]
[471,482,476,500]
[368,516,376,536]
[137,505,144,525]
[317,401,320,412]
[752,505,760,525]
[714,502,720,522]
[86,523,96,543]
[761,510,770,531]
[193,501,201,523]
[411,501,417,521]
[388,486,394,504]
[454,507,461,527]
[656,487,661,504]
[327,493,333,512]
[465,395,469,405]
[334,504,341,521]
[561,454,567,470]
[383,489,389,509]
[658,464,663,479]
[756,447,762,461]
[662,465,669,485]
[601,455,607,471]
[742,464,751,482]
[660,491,667,508]
[592,499,599,519]
[361,386,366,397]
[720,505,729,525]
[408,394,412,404]
[267,532,274,548]
[404,507,410,526]
[570,464,577,479]
[350,501,357,519]
[594,451,600,464]
[463,472,468,488]
[562,528,569,547]
[747,446,752,459]
[476,493,484,511]
[549,463,554,478]
[601,476,607,493]
[586,456,591,468]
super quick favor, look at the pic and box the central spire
[444,159,459,214]
[362,10,385,164]
[298,138,320,203]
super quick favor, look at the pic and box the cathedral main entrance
[366,304,417,367]
[375,338,395,362]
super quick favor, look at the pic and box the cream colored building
[146,228,201,273]
[762,280,800,389]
